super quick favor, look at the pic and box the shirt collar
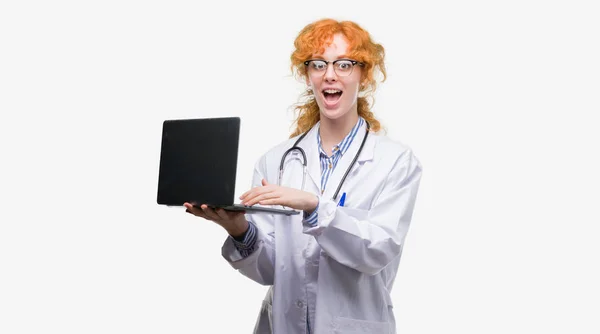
[317,117,365,157]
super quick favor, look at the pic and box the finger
[240,188,257,201]
[258,199,281,206]
[246,191,278,206]
[239,189,251,200]
[185,205,210,219]
[242,193,260,206]
[191,211,211,220]
[201,205,221,220]
[214,208,231,220]
[184,202,199,213]
[186,203,203,213]
[240,187,263,201]
[245,185,278,204]
[240,183,264,200]
[240,189,260,205]
[241,181,275,200]
[185,202,204,212]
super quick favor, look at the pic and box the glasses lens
[334,60,354,76]
[308,60,327,73]
[306,60,357,77]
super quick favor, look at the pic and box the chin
[321,110,346,121]
[316,102,340,118]
[318,102,354,121]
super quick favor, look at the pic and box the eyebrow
[311,55,350,60]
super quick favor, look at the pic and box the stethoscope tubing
[278,121,370,201]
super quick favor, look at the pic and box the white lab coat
[222,121,422,334]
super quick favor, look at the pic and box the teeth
[324,89,341,94]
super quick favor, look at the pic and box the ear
[305,78,315,94]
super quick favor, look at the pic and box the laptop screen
[156,117,240,206]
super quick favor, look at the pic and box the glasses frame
[303,59,364,77]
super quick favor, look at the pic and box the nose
[323,63,338,82]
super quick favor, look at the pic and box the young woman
[184,18,423,334]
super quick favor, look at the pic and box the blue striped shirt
[302,117,364,226]
[231,117,365,255]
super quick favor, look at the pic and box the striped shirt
[302,117,364,226]
[231,117,365,256]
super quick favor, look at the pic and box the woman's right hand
[183,202,249,238]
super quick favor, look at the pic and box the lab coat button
[296,300,304,308]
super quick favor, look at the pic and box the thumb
[262,178,270,186]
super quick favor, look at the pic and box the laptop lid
[157,117,239,207]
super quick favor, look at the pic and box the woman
[184,18,422,334]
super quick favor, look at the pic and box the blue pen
[338,192,346,207]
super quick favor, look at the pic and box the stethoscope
[277,121,370,201]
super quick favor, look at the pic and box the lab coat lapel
[321,124,375,202]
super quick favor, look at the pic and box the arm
[303,150,422,275]
[221,157,276,285]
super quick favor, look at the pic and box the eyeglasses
[303,59,364,77]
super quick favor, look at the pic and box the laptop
[156,117,300,216]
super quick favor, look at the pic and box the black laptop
[156,117,299,216]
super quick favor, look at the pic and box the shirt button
[297,300,304,308]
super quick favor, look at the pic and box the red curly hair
[289,18,386,138]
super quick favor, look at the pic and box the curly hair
[289,18,387,138]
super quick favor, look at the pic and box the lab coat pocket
[338,207,369,221]
[332,316,390,334]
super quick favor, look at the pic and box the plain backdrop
[1,0,599,333]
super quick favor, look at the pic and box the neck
[319,111,360,146]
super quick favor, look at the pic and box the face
[306,33,362,121]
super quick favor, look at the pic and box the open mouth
[322,89,343,104]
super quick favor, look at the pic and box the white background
[1,0,599,333]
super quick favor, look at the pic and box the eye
[336,60,353,72]
[310,60,327,70]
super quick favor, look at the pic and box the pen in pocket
[337,192,346,207]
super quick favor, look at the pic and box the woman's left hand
[240,179,318,213]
